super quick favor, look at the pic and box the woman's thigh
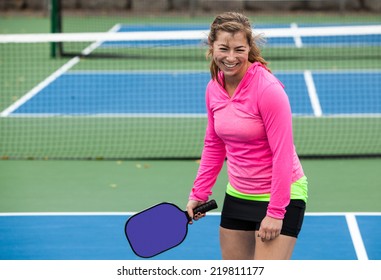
[254,233,297,260]
[219,227,256,260]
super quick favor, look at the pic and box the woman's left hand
[257,216,283,242]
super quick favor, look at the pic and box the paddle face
[125,203,189,258]
[125,200,217,258]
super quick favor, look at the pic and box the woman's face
[212,30,251,81]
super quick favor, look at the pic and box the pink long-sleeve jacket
[189,62,305,219]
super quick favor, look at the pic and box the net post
[50,0,63,58]
[50,0,58,58]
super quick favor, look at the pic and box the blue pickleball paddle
[125,200,217,258]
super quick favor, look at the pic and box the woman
[186,12,308,260]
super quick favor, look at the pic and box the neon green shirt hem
[226,176,308,203]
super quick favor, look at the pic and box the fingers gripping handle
[194,199,218,214]
[187,199,218,221]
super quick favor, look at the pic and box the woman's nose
[225,51,236,61]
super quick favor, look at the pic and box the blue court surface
[0,213,380,260]
[9,71,381,116]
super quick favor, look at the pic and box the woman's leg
[253,233,297,260]
[219,227,256,260]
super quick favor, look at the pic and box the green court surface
[0,158,380,213]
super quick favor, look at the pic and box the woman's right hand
[186,200,206,224]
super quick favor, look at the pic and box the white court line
[0,212,380,216]
[291,23,303,48]
[304,70,323,117]
[2,25,380,43]
[306,212,381,216]
[81,23,121,55]
[345,213,369,260]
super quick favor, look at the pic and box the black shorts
[220,193,306,238]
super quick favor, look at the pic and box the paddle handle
[191,199,218,218]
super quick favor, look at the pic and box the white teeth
[224,63,236,68]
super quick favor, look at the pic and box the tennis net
[0,25,380,159]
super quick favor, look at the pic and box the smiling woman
[186,12,308,260]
